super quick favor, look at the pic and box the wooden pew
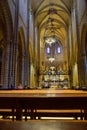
[0,120,87,130]
[0,89,87,120]
[0,109,15,120]
[33,109,84,120]
[0,109,84,120]
[0,109,30,120]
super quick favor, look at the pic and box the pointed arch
[0,0,13,88]
[17,27,26,86]
[0,0,13,40]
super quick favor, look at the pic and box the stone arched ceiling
[31,0,72,73]
[32,0,72,45]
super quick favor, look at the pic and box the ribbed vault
[31,0,72,79]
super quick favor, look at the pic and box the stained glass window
[57,46,61,53]
[47,47,51,54]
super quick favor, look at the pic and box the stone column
[3,40,12,88]
[21,53,27,87]
[24,0,31,87]
[12,0,19,88]
[79,53,86,85]
[71,0,80,87]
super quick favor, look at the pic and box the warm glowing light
[49,57,55,62]
[45,36,56,46]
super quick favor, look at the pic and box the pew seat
[26,109,84,120]
[0,109,84,120]
[0,109,30,120]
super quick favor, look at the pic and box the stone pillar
[0,0,14,89]
[3,40,12,88]
[71,0,80,87]
[8,40,14,89]
[12,0,19,88]
[24,0,31,87]
[21,53,27,87]
[79,53,86,86]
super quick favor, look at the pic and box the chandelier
[49,57,55,62]
[44,9,58,62]
[44,17,57,46]
[44,35,57,46]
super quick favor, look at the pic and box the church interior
[0,0,87,90]
[1,0,87,124]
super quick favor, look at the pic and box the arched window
[56,40,62,54]
[57,46,61,54]
[46,46,51,54]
